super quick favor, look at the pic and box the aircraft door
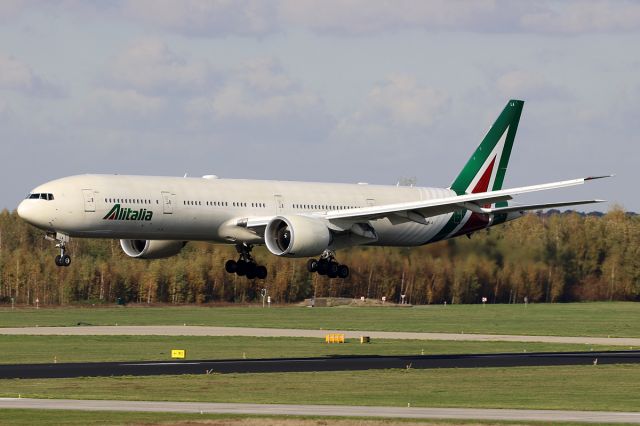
[161,192,174,214]
[274,194,284,215]
[82,189,96,212]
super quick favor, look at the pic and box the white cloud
[0,99,10,121]
[109,38,213,94]
[521,1,640,34]
[357,75,450,127]
[496,70,569,101]
[182,57,332,147]
[90,88,167,117]
[240,57,293,93]
[211,83,320,120]
[0,0,26,21]
[279,0,503,34]
[279,0,640,36]
[190,58,323,122]
[122,0,278,37]
[0,53,62,97]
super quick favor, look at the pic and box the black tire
[236,260,247,276]
[327,261,339,276]
[54,255,62,267]
[337,264,350,279]
[245,263,257,279]
[317,259,328,275]
[307,259,318,272]
[225,259,237,273]
[256,265,267,280]
[62,255,71,267]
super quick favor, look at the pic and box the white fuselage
[17,174,484,248]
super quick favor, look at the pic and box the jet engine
[120,240,187,259]
[264,216,331,257]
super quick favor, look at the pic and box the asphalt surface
[1,398,640,423]
[2,325,640,346]
[1,350,639,379]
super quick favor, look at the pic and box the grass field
[0,335,619,364]
[0,410,591,426]
[1,302,639,337]
[2,303,638,424]
[2,364,638,412]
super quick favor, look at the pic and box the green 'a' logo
[103,204,153,221]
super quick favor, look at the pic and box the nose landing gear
[46,232,71,267]
[224,243,268,280]
[307,250,349,279]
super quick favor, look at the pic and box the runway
[1,325,639,346]
[1,350,639,379]
[1,398,639,423]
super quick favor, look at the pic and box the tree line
[0,208,638,306]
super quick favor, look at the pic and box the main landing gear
[46,232,71,267]
[225,243,267,280]
[307,250,349,279]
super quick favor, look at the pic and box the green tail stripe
[429,210,465,243]
[450,100,524,196]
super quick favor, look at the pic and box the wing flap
[475,199,606,214]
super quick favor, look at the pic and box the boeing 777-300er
[17,100,608,279]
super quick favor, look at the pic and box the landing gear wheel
[311,250,350,279]
[327,261,339,277]
[225,259,237,273]
[307,259,318,273]
[256,265,268,280]
[337,264,350,279]
[245,262,257,280]
[48,232,71,267]
[224,244,268,279]
[317,259,328,275]
[235,260,247,276]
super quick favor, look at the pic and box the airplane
[17,100,608,280]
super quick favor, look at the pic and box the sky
[0,0,637,212]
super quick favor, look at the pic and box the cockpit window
[27,193,54,201]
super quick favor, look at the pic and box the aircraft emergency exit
[17,100,608,279]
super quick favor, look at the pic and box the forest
[0,208,638,306]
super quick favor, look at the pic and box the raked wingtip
[585,175,613,181]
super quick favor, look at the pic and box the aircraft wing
[321,176,609,225]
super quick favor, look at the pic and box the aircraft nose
[17,200,46,228]
[17,200,29,220]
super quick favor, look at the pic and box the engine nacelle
[265,216,331,257]
[120,240,187,259]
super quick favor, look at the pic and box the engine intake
[120,240,187,259]
[265,216,331,257]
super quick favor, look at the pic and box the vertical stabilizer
[450,100,524,195]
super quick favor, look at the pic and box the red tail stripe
[472,156,496,193]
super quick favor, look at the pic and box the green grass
[0,410,243,426]
[1,302,639,337]
[0,335,619,364]
[2,365,639,412]
[0,410,600,426]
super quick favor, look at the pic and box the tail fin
[450,100,524,195]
